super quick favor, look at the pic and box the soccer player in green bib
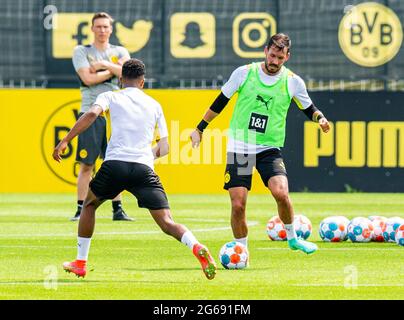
[190,33,330,255]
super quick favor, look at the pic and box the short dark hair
[267,33,291,53]
[92,12,114,26]
[122,58,146,80]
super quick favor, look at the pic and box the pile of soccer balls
[318,215,404,246]
[219,214,404,270]
[264,213,404,246]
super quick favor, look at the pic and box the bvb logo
[224,172,231,184]
[339,2,403,67]
[41,101,102,185]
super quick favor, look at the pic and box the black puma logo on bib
[256,95,273,110]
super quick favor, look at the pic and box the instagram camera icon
[233,13,277,58]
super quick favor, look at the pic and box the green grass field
[0,193,403,300]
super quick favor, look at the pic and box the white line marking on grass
[256,247,402,251]
[0,221,259,238]
[293,283,404,287]
[0,282,84,286]
[0,245,75,249]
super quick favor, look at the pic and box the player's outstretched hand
[319,117,330,133]
[190,129,202,148]
[52,140,68,162]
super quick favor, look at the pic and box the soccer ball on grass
[293,214,312,240]
[219,241,249,269]
[347,217,373,243]
[395,224,404,246]
[319,216,348,242]
[266,216,287,241]
[383,217,404,242]
[370,216,387,242]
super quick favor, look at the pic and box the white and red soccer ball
[293,214,312,240]
[336,216,350,240]
[370,216,387,242]
[266,215,312,241]
[219,241,249,269]
[266,216,287,241]
[319,216,348,242]
[347,217,373,243]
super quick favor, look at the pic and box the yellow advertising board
[0,89,269,194]
[52,13,153,58]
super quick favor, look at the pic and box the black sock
[112,200,122,212]
[77,200,84,214]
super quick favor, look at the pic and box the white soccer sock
[76,236,91,261]
[235,236,248,247]
[284,224,297,240]
[181,230,199,249]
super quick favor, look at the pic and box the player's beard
[265,61,280,75]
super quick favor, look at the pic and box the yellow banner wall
[0,89,268,194]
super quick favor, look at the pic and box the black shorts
[223,148,287,191]
[76,113,107,165]
[89,160,170,210]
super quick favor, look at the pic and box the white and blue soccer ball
[335,216,350,240]
[266,216,287,241]
[395,224,404,246]
[293,214,312,240]
[219,241,249,269]
[347,217,373,243]
[383,217,404,243]
[319,216,348,242]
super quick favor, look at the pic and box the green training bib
[229,62,292,147]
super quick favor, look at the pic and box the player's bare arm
[90,59,127,78]
[191,92,230,148]
[90,55,130,77]
[152,137,169,159]
[89,60,108,73]
[77,67,113,86]
[301,104,330,133]
[118,56,130,66]
[107,55,130,77]
[291,73,330,135]
[190,109,219,148]
[52,105,103,162]
[317,114,330,133]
